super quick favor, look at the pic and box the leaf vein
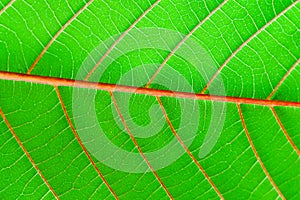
[156,96,224,199]
[236,104,285,199]
[54,86,119,199]
[1,71,300,108]
[145,0,228,87]
[0,0,15,15]
[26,0,94,74]
[84,0,161,81]
[0,109,59,199]
[201,0,300,94]
[110,92,173,199]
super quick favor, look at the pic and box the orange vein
[84,0,161,81]
[54,86,118,199]
[156,96,224,199]
[236,104,285,199]
[145,0,228,87]
[267,59,300,100]
[266,59,300,156]
[2,71,300,108]
[110,92,173,199]
[26,0,94,74]
[270,107,300,156]
[0,109,59,199]
[0,0,15,15]
[201,1,299,94]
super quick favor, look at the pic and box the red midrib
[1,71,300,108]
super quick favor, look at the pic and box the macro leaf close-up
[0,0,300,199]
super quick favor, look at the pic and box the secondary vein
[26,0,94,74]
[0,0,15,15]
[145,0,228,88]
[200,0,300,94]
[237,104,285,199]
[0,109,59,199]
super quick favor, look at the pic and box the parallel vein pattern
[83,1,226,198]
[266,59,300,156]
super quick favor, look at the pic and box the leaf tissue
[0,0,299,199]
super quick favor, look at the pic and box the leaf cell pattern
[0,0,299,199]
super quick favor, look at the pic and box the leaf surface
[0,0,299,199]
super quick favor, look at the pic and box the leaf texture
[0,0,299,199]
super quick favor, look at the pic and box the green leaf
[0,0,299,199]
